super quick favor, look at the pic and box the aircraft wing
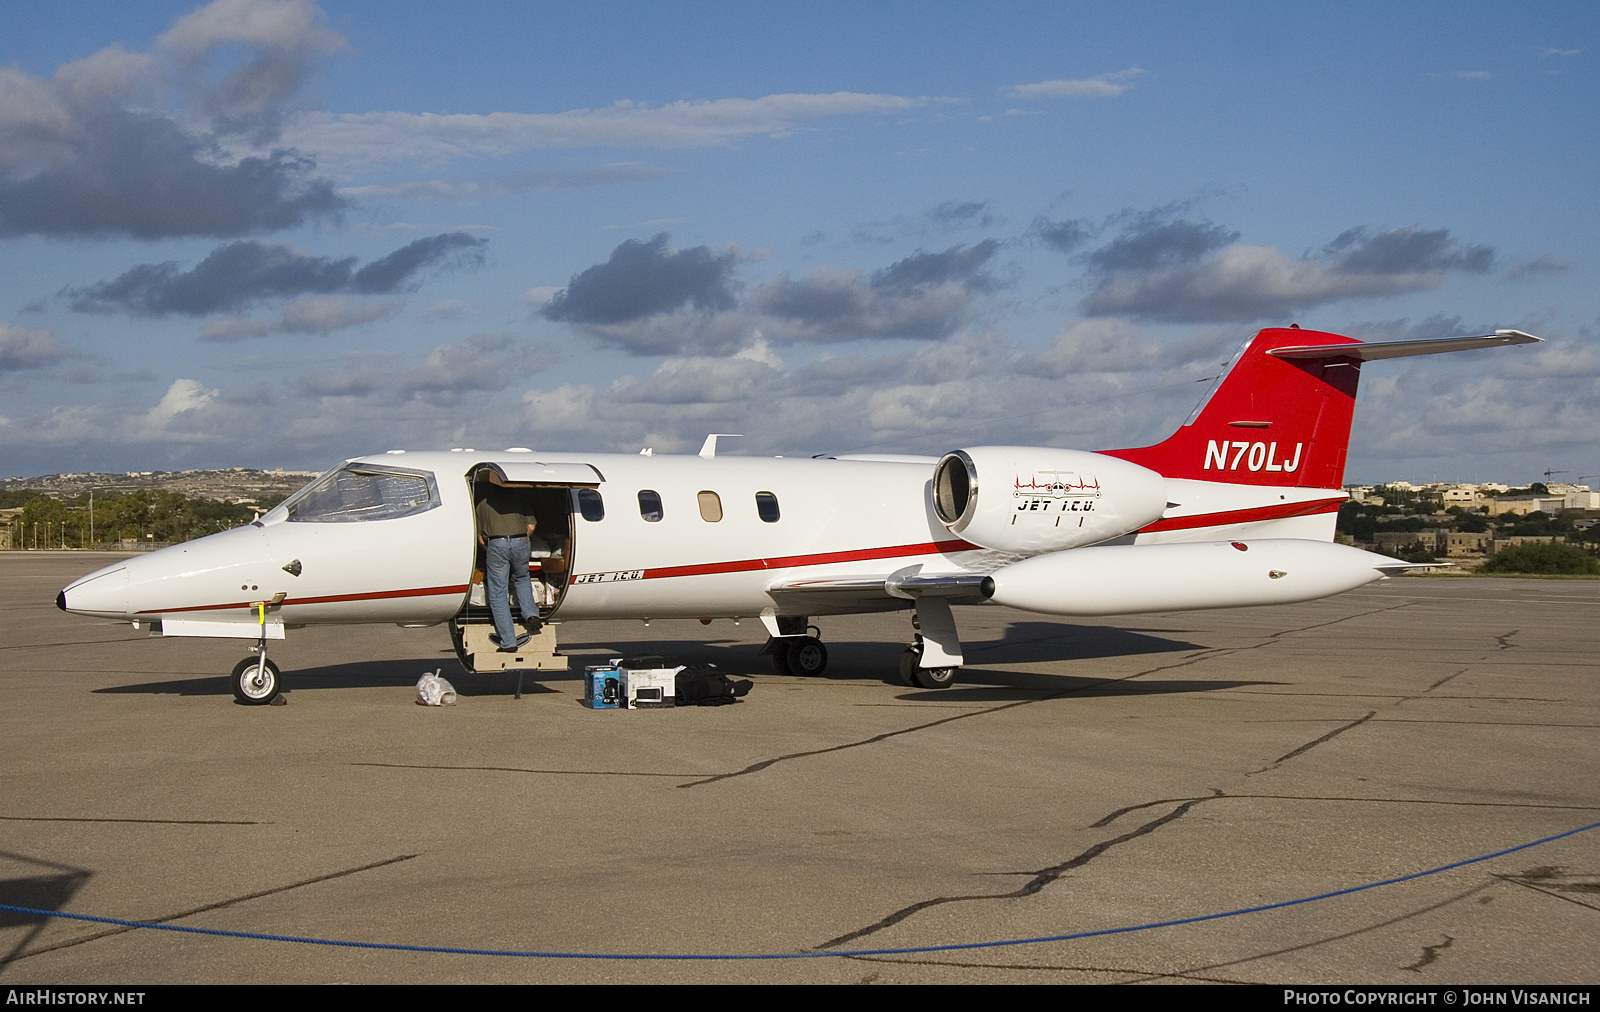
[766,569,992,614]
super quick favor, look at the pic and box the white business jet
[58,326,1539,704]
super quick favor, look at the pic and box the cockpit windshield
[278,464,440,523]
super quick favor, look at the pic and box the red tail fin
[1103,328,1362,489]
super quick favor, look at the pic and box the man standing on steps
[474,469,541,652]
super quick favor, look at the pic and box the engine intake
[932,446,1167,553]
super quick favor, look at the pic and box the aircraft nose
[59,565,130,619]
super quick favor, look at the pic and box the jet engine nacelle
[932,446,1167,553]
[985,539,1401,616]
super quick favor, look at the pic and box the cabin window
[576,488,605,522]
[285,465,438,523]
[697,491,723,522]
[638,490,663,522]
[755,491,780,523]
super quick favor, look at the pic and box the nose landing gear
[231,653,282,705]
[232,597,285,705]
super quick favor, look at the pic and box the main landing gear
[769,626,829,677]
[895,598,964,690]
[763,601,967,689]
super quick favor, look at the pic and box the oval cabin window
[755,492,780,522]
[638,490,663,522]
[576,488,605,522]
[697,491,723,522]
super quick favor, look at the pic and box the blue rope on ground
[4,820,1596,961]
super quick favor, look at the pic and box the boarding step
[460,623,566,672]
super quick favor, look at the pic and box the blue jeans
[485,536,536,646]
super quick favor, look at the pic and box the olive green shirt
[475,487,534,539]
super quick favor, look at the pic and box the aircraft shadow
[92,622,1238,700]
[0,851,92,970]
[92,658,564,699]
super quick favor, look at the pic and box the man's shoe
[523,620,543,637]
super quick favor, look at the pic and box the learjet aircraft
[57,326,1540,703]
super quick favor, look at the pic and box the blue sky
[1,1,1594,484]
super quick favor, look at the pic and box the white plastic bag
[469,582,487,607]
[416,668,457,706]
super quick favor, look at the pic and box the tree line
[3,489,288,549]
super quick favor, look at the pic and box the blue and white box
[584,665,622,709]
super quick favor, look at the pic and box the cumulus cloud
[543,233,742,325]
[0,322,76,371]
[539,235,1003,355]
[1032,216,1094,254]
[1504,255,1572,282]
[1009,68,1143,99]
[1085,218,1240,272]
[69,232,485,316]
[755,241,1000,343]
[1080,223,1495,322]
[297,333,537,406]
[0,0,346,238]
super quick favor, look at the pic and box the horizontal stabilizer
[1269,330,1541,362]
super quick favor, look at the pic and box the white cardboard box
[619,664,680,708]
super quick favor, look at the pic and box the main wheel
[787,636,828,676]
[911,663,959,690]
[769,638,793,676]
[896,645,919,686]
[231,656,281,705]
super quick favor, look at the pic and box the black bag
[674,664,752,706]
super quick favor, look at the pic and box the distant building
[1486,496,1568,516]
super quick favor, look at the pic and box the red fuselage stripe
[139,583,470,616]
[1138,498,1343,534]
[572,539,982,584]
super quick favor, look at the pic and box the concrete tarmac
[1,552,1596,984]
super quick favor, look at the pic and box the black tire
[912,663,959,690]
[788,636,828,676]
[896,645,919,686]
[231,656,282,705]
[769,638,794,676]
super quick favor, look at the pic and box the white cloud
[1008,68,1143,99]
[0,321,76,370]
[338,163,672,201]
[202,297,404,339]
[280,91,929,167]
[277,296,403,333]
[420,299,478,320]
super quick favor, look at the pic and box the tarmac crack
[353,762,705,778]
[683,603,1418,789]
[1,853,417,966]
[0,816,260,825]
[839,954,1258,982]
[1129,881,1493,984]
[1495,630,1520,650]
[1494,872,1600,914]
[1247,711,1377,775]
[814,792,1221,950]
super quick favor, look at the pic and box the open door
[448,459,603,673]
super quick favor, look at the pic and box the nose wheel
[231,655,282,705]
